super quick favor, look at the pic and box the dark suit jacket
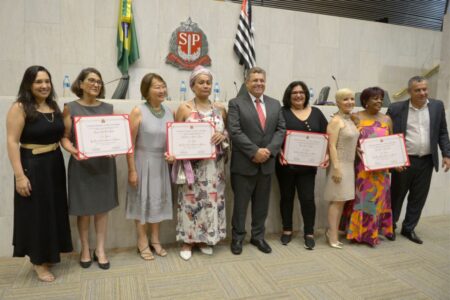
[387,98,450,171]
[227,93,286,176]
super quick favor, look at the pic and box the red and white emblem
[166,18,211,70]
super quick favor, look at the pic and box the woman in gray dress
[61,68,118,269]
[323,88,359,249]
[126,73,174,260]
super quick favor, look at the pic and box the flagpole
[233,0,256,81]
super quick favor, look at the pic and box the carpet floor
[0,215,449,299]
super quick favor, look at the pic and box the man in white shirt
[387,76,450,244]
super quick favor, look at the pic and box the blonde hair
[335,88,354,102]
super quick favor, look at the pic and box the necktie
[255,98,266,129]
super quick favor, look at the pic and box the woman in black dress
[6,66,73,282]
[276,81,328,250]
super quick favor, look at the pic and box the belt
[21,143,59,155]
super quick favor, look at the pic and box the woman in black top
[276,81,328,250]
[6,66,73,282]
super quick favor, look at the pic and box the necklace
[193,98,215,119]
[336,111,351,120]
[146,102,165,118]
[40,112,54,123]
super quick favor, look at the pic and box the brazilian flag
[117,0,140,75]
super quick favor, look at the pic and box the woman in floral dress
[174,66,228,260]
[343,87,394,246]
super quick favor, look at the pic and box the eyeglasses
[86,78,103,86]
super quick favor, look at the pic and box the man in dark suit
[227,67,286,254]
[387,76,450,244]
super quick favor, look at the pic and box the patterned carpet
[0,215,449,299]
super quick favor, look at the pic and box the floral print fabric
[343,118,394,246]
[176,107,226,245]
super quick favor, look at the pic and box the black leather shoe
[250,239,272,253]
[93,249,110,269]
[401,230,423,244]
[386,231,396,241]
[230,239,243,255]
[280,233,292,245]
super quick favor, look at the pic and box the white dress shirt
[406,100,431,156]
[248,93,266,117]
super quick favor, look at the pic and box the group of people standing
[7,65,450,282]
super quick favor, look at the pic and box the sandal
[137,246,154,261]
[150,242,167,257]
[34,265,55,282]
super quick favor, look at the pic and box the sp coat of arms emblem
[166,18,211,70]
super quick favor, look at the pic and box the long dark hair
[17,65,60,121]
[282,81,310,108]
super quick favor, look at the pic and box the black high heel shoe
[79,251,92,269]
[93,249,110,270]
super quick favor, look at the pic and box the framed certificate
[166,122,216,160]
[283,130,328,167]
[74,114,133,159]
[360,133,410,171]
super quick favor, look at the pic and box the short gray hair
[408,76,427,88]
[245,67,266,82]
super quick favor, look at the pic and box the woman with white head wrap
[174,65,228,260]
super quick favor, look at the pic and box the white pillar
[437,10,450,108]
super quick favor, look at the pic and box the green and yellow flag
[117,0,140,75]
